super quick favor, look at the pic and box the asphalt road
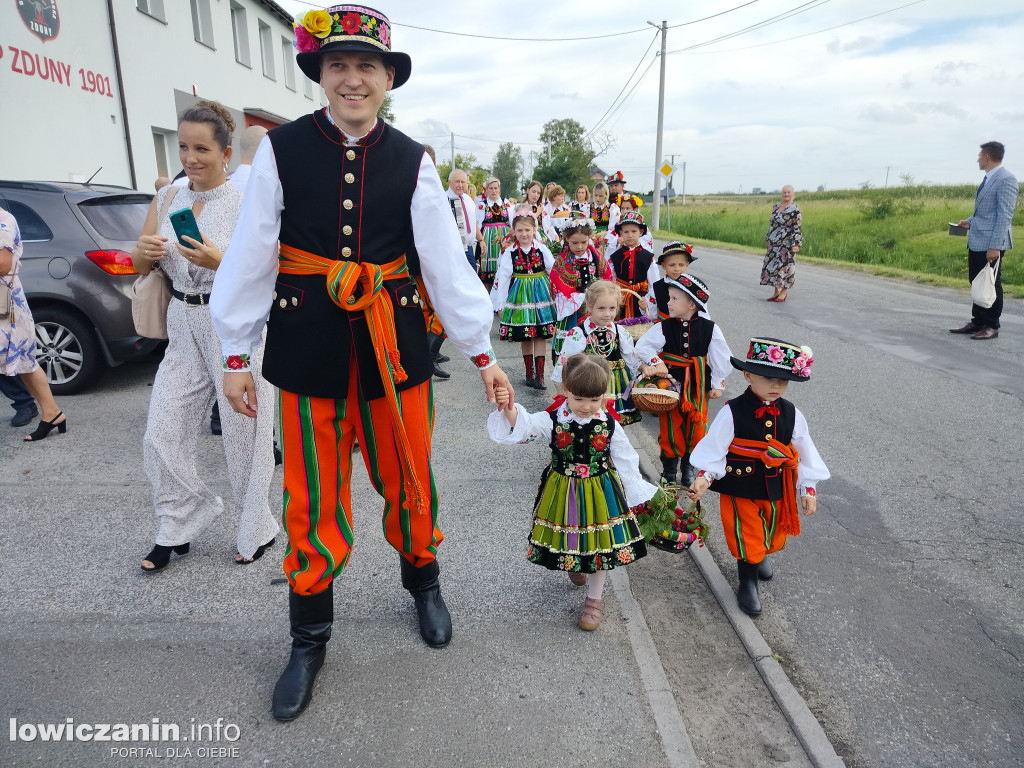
[635,244,1023,768]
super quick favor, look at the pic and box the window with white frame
[259,20,275,80]
[190,0,215,48]
[137,0,165,22]
[230,2,250,66]
[281,37,296,91]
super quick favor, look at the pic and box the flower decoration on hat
[608,171,627,184]
[613,210,648,235]
[660,240,696,263]
[733,338,813,381]
[664,274,710,309]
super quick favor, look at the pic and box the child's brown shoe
[568,572,588,586]
[578,597,605,631]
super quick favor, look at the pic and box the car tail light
[86,249,138,275]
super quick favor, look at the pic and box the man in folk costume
[210,5,512,722]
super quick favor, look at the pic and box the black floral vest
[549,410,615,478]
[512,246,545,275]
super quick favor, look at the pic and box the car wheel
[31,307,103,395]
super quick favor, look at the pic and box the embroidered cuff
[801,486,816,498]
[222,354,251,372]
[471,348,497,370]
[696,469,718,482]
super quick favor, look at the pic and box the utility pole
[648,20,667,232]
[681,161,687,206]
[450,132,455,174]
[666,153,675,231]
[884,166,890,188]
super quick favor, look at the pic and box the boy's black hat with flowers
[664,274,710,310]
[659,241,696,264]
[293,5,411,88]
[730,337,814,382]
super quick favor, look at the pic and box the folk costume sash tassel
[277,243,430,518]
[661,352,709,426]
[727,437,801,537]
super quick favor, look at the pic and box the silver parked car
[0,181,162,394]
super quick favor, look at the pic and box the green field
[656,185,1024,295]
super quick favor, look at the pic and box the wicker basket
[629,376,680,413]
[650,500,707,553]
[618,288,654,341]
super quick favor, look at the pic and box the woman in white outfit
[131,100,278,572]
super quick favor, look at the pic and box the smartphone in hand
[170,207,203,248]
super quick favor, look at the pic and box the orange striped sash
[728,437,801,537]
[661,352,708,425]
[278,243,429,517]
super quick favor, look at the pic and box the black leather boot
[272,584,333,722]
[427,333,450,380]
[400,558,452,648]
[679,453,696,486]
[736,560,762,616]
[757,556,774,581]
[660,456,680,485]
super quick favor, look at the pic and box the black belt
[171,287,211,305]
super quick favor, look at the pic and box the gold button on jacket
[344,173,355,184]
[342,225,353,235]
[343,199,354,210]
[341,247,352,257]
[346,149,356,160]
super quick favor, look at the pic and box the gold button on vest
[342,225,353,235]
[764,420,773,427]
[346,149,356,160]
[341,247,352,258]
[344,173,355,184]
[279,298,287,308]
[343,199,353,210]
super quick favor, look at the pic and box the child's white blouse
[633,321,733,390]
[486,403,658,507]
[689,402,831,496]
[550,318,638,383]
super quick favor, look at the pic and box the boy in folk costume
[687,338,829,616]
[211,4,513,722]
[608,211,654,319]
[646,241,700,321]
[634,275,731,486]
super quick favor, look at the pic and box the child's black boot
[736,560,762,616]
[660,456,679,484]
[679,453,696,486]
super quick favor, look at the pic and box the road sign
[659,162,675,179]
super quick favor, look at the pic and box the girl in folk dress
[570,184,591,218]
[477,176,514,282]
[491,210,557,389]
[761,186,802,302]
[590,181,612,255]
[549,216,613,358]
[552,280,641,425]
[488,354,656,630]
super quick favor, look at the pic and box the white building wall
[0,1,132,184]
[1,0,324,191]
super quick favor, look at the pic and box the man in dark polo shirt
[211,4,512,722]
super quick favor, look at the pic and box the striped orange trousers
[657,404,707,458]
[718,494,787,564]
[277,372,440,596]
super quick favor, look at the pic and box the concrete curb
[630,426,846,768]
[610,567,699,768]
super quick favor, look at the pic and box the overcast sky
[280,0,1023,194]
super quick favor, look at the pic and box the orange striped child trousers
[718,494,788,564]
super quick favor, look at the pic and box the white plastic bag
[970,260,1000,309]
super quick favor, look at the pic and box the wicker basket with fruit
[627,375,680,413]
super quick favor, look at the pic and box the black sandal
[141,543,190,573]
[235,537,276,565]
[24,412,67,442]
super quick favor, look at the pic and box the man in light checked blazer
[953,141,1019,340]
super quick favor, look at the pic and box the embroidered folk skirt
[527,466,647,573]
[607,358,641,425]
[481,223,509,280]
[499,272,557,342]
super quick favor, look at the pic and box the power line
[593,56,658,137]
[672,0,928,54]
[584,31,660,140]
[666,0,833,54]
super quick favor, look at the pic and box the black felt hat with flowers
[293,5,411,88]
[730,337,814,382]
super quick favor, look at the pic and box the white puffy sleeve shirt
[211,136,497,371]
[632,321,731,390]
[487,403,659,507]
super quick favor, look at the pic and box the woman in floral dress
[761,186,803,302]
[0,207,68,441]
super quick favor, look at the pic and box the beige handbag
[0,272,13,319]
[131,187,179,339]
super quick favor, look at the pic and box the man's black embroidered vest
[711,388,796,500]
[264,113,430,400]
